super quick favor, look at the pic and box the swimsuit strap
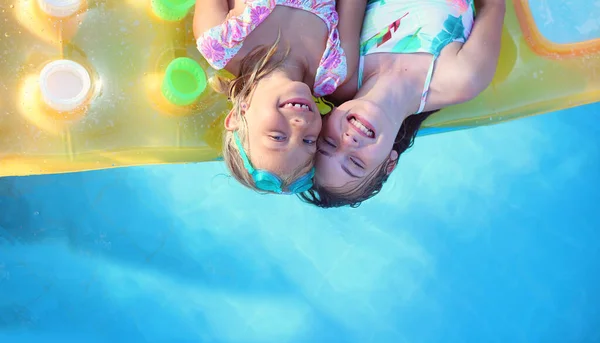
[357,54,365,89]
[416,57,436,114]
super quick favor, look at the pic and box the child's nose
[342,132,360,148]
[291,117,308,128]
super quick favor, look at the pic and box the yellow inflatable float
[0,0,598,177]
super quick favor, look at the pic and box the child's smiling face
[225,72,321,181]
[314,99,399,191]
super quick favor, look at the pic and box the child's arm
[428,0,506,109]
[192,0,230,39]
[329,0,367,102]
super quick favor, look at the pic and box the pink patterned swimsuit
[196,0,348,97]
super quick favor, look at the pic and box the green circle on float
[161,57,207,106]
[151,0,195,21]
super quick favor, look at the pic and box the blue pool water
[531,0,600,44]
[1,102,599,342]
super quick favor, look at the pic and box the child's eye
[350,157,364,169]
[303,138,316,145]
[325,138,337,148]
[269,135,286,142]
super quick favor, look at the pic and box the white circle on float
[37,0,83,18]
[39,60,92,112]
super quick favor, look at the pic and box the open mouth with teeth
[280,98,313,112]
[348,115,375,138]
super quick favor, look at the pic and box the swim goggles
[233,132,314,194]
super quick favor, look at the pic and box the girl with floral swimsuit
[194,0,365,194]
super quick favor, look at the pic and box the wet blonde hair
[212,35,313,193]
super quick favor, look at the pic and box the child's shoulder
[326,70,359,104]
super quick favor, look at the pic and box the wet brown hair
[299,110,439,208]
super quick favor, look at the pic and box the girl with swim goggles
[193,0,366,194]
